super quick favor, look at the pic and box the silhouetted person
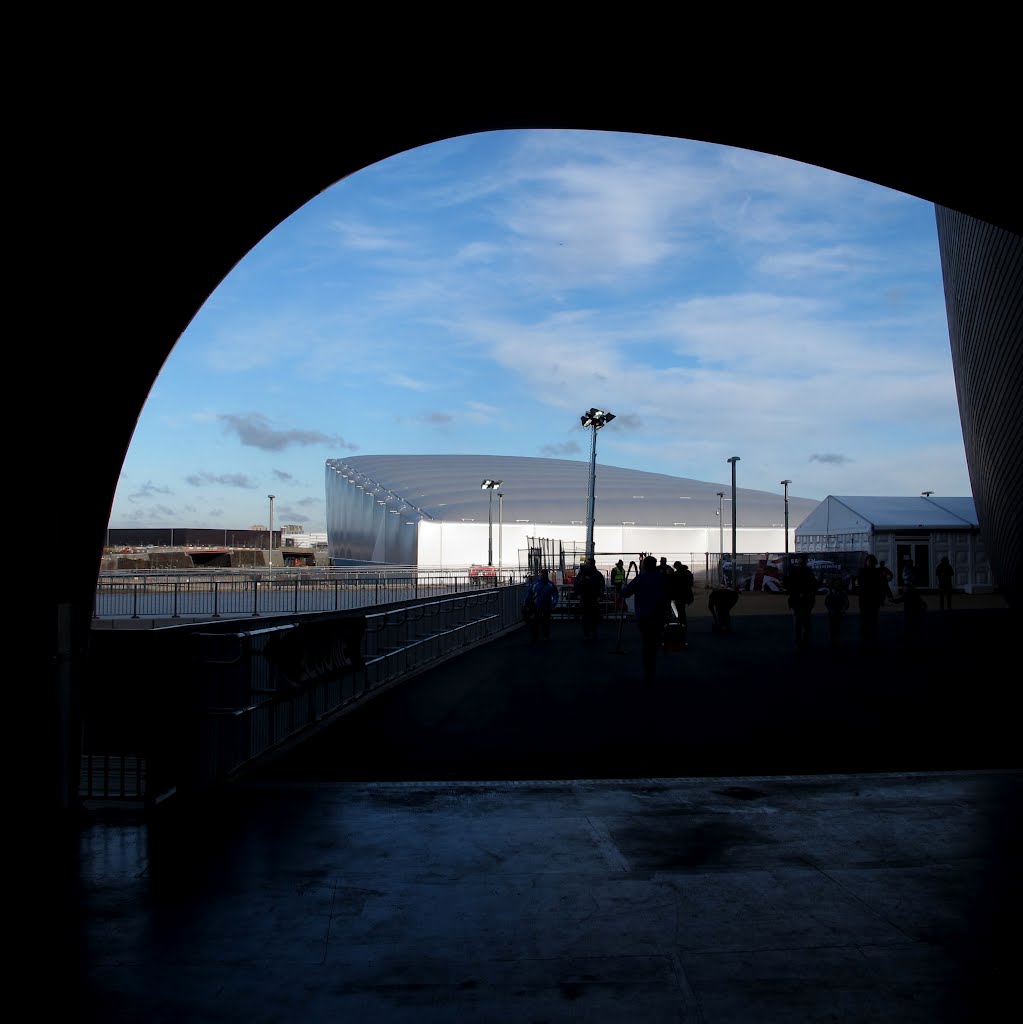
[670,560,695,647]
[610,559,627,608]
[936,556,954,610]
[857,554,886,648]
[621,555,670,683]
[573,556,604,640]
[708,587,739,634]
[900,556,915,589]
[824,576,849,650]
[878,559,896,603]
[527,569,559,642]
[786,556,818,651]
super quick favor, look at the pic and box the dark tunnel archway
[48,92,1021,818]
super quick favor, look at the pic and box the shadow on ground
[258,606,1017,783]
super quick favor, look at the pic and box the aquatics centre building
[325,454,821,572]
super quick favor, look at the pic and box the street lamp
[267,494,276,574]
[481,479,502,566]
[716,491,725,584]
[580,408,615,559]
[780,479,792,555]
[727,457,740,590]
[497,491,504,572]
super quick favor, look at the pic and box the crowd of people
[522,549,951,679]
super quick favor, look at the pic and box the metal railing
[93,566,524,621]
[80,583,527,808]
[93,555,812,624]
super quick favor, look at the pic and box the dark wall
[936,210,1023,609]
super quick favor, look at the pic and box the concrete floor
[66,598,1020,1022]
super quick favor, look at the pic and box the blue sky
[110,129,971,533]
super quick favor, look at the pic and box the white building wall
[417,521,790,572]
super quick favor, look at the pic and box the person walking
[786,555,818,651]
[878,560,896,604]
[573,556,605,640]
[670,560,695,648]
[824,576,850,650]
[526,569,559,643]
[936,556,954,610]
[621,555,671,684]
[856,554,886,648]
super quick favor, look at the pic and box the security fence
[93,566,524,621]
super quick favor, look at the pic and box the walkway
[69,594,1020,1022]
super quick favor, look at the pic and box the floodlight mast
[481,479,502,566]
[497,491,504,571]
[580,409,615,560]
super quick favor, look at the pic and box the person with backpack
[526,568,560,642]
[621,555,671,683]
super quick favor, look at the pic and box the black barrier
[262,616,366,695]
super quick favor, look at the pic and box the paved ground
[67,593,1020,1022]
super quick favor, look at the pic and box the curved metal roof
[326,454,820,529]
[829,496,978,528]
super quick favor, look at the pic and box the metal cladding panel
[326,454,819,532]
[325,462,419,565]
[937,207,1023,606]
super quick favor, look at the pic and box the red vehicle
[468,565,498,585]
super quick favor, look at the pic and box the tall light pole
[727,457,740,590]
[267,494,276,574]
[780,479,792,555]
[581,408,615,560]
[716,491,725,584]
[481,479,502,566]
[497,491,504,572]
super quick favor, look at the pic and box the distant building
[282,529,327,549]
[325,454,820,571]
[106,527,275,549]
[795,495,993,591]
